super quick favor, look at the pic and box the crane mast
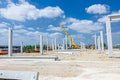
[58,24,80,48]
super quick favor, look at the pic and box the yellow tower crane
[58,24,80,49]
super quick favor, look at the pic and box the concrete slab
[0,56,59,61]
[0,70,38,80]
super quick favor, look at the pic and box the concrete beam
[0,56,59,61]
[0,70,38,80]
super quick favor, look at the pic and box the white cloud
[47,25,61,31]
[0,1,64,21]
[0,22,63,45]
[86,4,109,14]
[14,25,24,29]
[0,22,9,28]
[49,32,62,38]
[62,18,103,33]
[98,16,107,23]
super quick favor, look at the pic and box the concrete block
[0,70,38,80]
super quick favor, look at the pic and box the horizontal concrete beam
[0,70,38,80]
[0,56,59,61]
[108,14,120,21]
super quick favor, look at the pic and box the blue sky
[0,0,120,46]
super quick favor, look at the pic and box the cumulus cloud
[49,32,62,38]
[62,18,103,33]
[98,16,107,23]
[0,0,64,21]
[47,25,61,32]
[85,4,109,14]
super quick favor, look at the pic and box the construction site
[0,0,120,80]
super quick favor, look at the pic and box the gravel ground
[0,50,120,80]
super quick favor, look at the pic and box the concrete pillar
[80,42,83,49]
[52,39,54,51]
[34,43,37,51]
[8,28,12,57]
[97,36,101,50]
[62,39,65,50]
[83,43,85,50]
[20,41,23,53]
[94,34,97,50]
[100,31,104,52]
[40,35,43,55]
[57,44,59,51]
[106,17,113,57]
[69,41,71,49]
[54,38,57,51]
[65,36,68,50]
[47,38,49,52]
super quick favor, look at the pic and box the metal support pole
[40,35,43,55]
[106,17,113,57]
[100,31,104,52]
[20,41,23,53]
[8,28,12,57]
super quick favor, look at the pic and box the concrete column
[106,17,113,57]
[20,41,23,53]
[80,42,83,49]
[57,44,59,51]
[8,28,13,57]
[100,31,104,52]
[62,39,65,50]
[54,38,57,51]
[69,41,71,49]
[52,39,54,51]
[65,36,68,50]
[47,38,49,52]
[97,36,101,50]
[94,34,97,50]
[34,43,37,51]
[40,35,43,55]
[83,43,85,50]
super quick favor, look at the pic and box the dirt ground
[0,50,120,80]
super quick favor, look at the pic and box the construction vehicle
[58,24,80,49]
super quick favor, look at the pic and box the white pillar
[47,38,49,52]
[94,34,97,50]
[52,39,54,51]
[65,36,68,50]
[97,36,101,50]
[83,43,85,50]
[8,28,12,57]
[69,41,71,49]
[34,43,37,51]
[80,42,83,49]
[57,44,59,51]
[54,38,57,51]
[20,41,23,53]
[62,39,65,50]
[40,35,43,55]
[106,17,113,57]
[100,31,104,52]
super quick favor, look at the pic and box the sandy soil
[0,50,120,80]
